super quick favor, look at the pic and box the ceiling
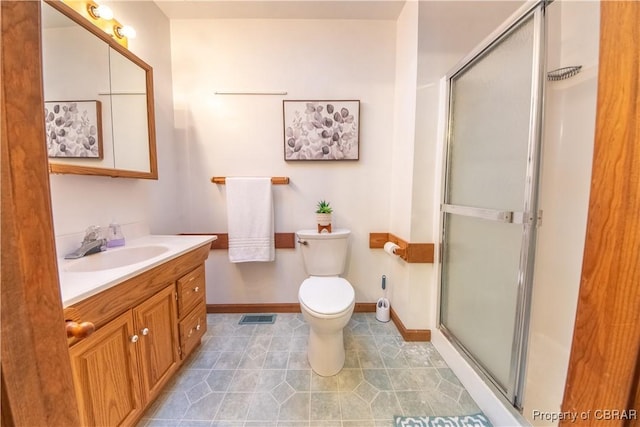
[153,0,406,20]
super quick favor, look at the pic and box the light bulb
[119,25,136,39]
[96,5,113,20]
[88,3,113,20]
[114,25,136,39]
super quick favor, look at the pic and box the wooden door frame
[0,1,637,426]
[1,1,80,425]
[560,1,640,423]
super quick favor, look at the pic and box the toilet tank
[297,229,350,276]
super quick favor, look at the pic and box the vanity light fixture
[67,0,135,48]
[87,3,113,20]
[114,24,136,40]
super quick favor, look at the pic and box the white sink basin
[64,245,170,272]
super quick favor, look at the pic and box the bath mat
[394,413,493,427]
[238,314,276,325]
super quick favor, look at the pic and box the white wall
[166,2,526,329]
[389,2,418,241]
[523,1,600,424]
[49,1,181,256]
[170,18,397,305]
[387,1,425,329]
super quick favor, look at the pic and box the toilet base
[307,328,345,376]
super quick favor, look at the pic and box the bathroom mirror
[41,0,158,179]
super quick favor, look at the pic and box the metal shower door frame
[437,1,547,408]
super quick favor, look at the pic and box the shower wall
[524,1,600,424]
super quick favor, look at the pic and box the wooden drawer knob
[66,320,95,339]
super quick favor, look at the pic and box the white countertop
[58,235,216,307]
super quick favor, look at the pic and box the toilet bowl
[298,276,355,376]
[296,229,354,376]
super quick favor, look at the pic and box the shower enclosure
[439,2,545,408]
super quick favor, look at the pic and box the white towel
[225,177,275,263]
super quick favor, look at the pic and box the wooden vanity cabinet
[64,243,211,426]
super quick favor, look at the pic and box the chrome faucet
[64,226,107,259]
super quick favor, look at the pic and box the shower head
[547,66,582,81]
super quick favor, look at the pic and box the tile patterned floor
[137,313,481,427]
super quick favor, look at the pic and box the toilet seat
[299,277,354,317]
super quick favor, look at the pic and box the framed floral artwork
[283,100,360,161]
[45,100,103,159]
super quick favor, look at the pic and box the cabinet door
[69,311,142,426]
[133,284,179,402]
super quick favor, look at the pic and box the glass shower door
[439,5,544,407]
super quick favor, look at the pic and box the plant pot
[316,213,332,226]
[316,213,332,233]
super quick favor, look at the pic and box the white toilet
[297,228,355,376]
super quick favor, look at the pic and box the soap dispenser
[106,222,125,248]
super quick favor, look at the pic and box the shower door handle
[441,203,514,223]
[441,204,541,225]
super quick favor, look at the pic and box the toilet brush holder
[376,297,390,322]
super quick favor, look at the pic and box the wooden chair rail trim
[211,176,289,185]
[369,232,435,263]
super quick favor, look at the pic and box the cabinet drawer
[177,265,205,318]
[179,302,207,359]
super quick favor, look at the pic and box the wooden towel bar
[211,176,290,185]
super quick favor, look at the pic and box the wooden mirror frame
[43,0,158,179]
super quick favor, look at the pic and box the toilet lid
[299,277,354,315]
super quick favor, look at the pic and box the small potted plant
[316,200,333,233]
